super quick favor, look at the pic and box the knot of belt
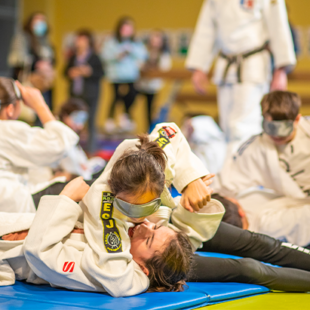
[219,41,270,84]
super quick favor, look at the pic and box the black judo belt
[219,41,270,84]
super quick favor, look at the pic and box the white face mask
[33,20,47,37]
[113,197,161,218]
[263,119,294,138]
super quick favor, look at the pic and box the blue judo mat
[0,252,270,310]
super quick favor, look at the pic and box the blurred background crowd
[1,0,310,166]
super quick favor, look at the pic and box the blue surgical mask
[70,111,88,126]
[33,21,47,37]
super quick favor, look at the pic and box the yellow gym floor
[197,292,310,310]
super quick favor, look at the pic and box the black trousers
[139,92,155,130]
[109,83,137,118]
[189,222,310,291]
[85,96,99,154]
[31,179,97,209]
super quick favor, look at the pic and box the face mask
[113,197,161,218]
[33,21,47,37]
[263,119,294,138]
[70,111,88,126]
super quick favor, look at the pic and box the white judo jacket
[9,122,225,298]
[213,117,310,245]
[186,0,296,84]
[0,197,225,296]
[0,120,79,213]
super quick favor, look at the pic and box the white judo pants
[217,82,269,155]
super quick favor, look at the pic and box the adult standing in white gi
[186,0,296,153]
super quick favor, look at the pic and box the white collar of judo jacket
[259,117,310,199]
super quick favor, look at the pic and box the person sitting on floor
[213,91,310,247]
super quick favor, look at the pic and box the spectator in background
[64,29,104,153]
[101,16,147,133]
[8,12,55,123]
[137,29,172,131]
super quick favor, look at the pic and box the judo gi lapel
[262,134,306,199]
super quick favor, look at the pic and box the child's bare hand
[201,174,215,187]
[60,177,90,202]
[181,178,213,212]
[15,81,46,111]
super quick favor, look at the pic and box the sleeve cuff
[39,195,82,218]
[173,168,209,193]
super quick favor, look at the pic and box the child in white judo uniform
[186,0,296,153]
[0,78,78,213]
[214,91,310,246]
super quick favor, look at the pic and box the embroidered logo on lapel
[155,128,171,149]
[162,126,177,139]
[100,192,122,253]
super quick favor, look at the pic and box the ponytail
[109,134,167,197]
[136,134,167,171]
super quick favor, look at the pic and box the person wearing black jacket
[64,29,104,153]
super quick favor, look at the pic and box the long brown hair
[114,16,135,42]
[109,134,167,197]
[0,77,18,110]
[146,231,193,292]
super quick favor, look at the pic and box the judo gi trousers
[217,82,269,154]
[189,222,310,291]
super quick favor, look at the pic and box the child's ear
[138,263,149,276]
[7,104,15,119]
[295,114,302,123]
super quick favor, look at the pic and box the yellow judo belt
[100,192,123,253]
